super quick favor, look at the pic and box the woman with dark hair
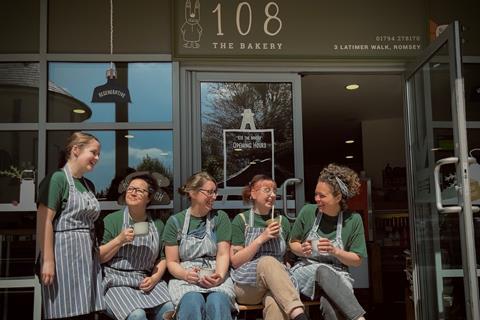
[37,131,104,319]
[163,171,235,320]
[100,171,174,320]
[230,175,308,320]
[289,164,367,320]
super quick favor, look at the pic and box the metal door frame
[405,21,480,320]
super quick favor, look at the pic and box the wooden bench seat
[238,299,320,311]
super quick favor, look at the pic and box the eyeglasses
[256,187,277,196]
[198,189,218,197]
[126,186,149,197]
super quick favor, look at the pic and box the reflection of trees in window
[201,82,294,185]
[136,154,173,197]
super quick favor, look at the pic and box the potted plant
[0,165,22,204]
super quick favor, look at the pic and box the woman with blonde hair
[289,164,367,320]
[37,132,104,319]
[163,172,236,320]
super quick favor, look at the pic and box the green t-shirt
[37,170,95,215]
[289,204,367,258]
[231,210,291,246]
[163,209,231,246]
[102,209,166,259]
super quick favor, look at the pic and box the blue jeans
[105,301,174,320]
[176,291,232,320]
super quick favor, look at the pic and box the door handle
[281,178,302,219]
[434,157,480,213]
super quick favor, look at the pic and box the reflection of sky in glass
[84,131,115,194]
[82,130,173,194]
[49,62,172,122]
[127,130,173,170]
[47,63,174,195]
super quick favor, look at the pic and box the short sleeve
[163,213,182,246]
[231,213,247,246]
[37,171,68,214]
[214,210,232,243]
[102,210,123,245]
[289,204,315,242]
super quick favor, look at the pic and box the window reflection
[0,132,37,206]
[48,62,173,122]
[0,63,39,123]
[201,82,294,187]
[46,130,173,201]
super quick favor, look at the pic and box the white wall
[362,118,405,189]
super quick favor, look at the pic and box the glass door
[405,21,480,320]
[182,72,304,216]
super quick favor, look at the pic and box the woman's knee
[180,292,206,308]
[315,265,334,282]
[257,256,281,271]
[127,308,147,320]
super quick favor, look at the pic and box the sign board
[174,0,428,59]
[223,129,275,187]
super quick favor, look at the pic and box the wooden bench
[237,300,321,319]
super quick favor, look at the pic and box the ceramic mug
[198,268,215,279]
[133,221,149,236]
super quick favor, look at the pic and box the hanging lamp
[92,0,131,103]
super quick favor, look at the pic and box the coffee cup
[133,221,149,236]
[311,239,319,254]
[198,268,215,279]
[265,217,280,226]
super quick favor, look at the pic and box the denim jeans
[315,265,365,320]
[105,301,174,320]
[176,291,233,320]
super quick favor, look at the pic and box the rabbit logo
[181,0,202,48]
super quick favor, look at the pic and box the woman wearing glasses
[289,164,367,320]
[100,171,174,320]
[230,175,308,320]
[163,172,236,320]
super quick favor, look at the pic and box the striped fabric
[103,207,171,320]
[291,211,353,300]
[41,165,105,319]
[231,210,288,285]
[167,209,236,309]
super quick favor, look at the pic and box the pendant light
[92,0,131,103]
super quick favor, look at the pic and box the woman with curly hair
[289,164,367,320]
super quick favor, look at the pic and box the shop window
[46,130,173,202]
[48,62,173,123]
[0,131,37,206]
[0,0,39,53]
[0,63,39,123]
[200,82,294,188]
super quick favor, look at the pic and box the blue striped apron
[291,211,353,300]
[231,210,290,285]
[103,207,171,320]
[41,165,105,319]
[167,209,236,309]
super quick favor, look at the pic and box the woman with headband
[289,164,367,320]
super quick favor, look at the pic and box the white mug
[198,268,214,279]
[133,221,149,236]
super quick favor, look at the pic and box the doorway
[301,73,410,320]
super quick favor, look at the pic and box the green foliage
[0,165,22,179]
[136,154,173,182]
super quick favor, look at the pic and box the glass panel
[48,63,173,122]
[0,131,38,205]
[46,130,173,201]
[0,288,34,319]
[0,212,36,277]
[442,278,466,320]
[200,82,294,187]
[0,63,39,123]
[408,41,458,318]
[0,0,39,53]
